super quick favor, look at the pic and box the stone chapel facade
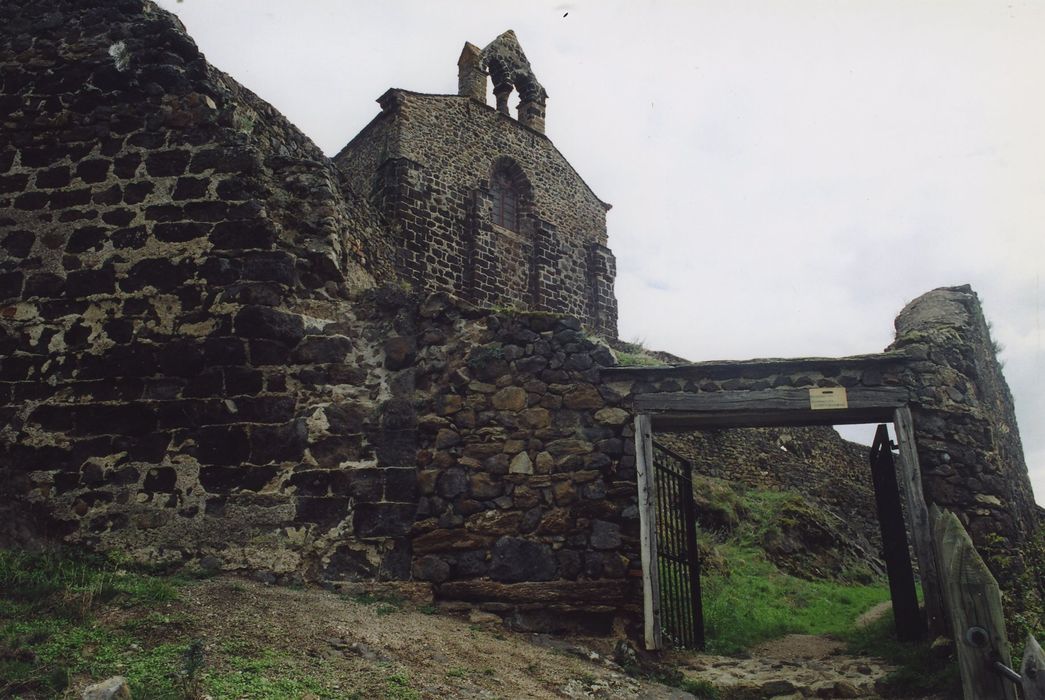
[334,31,618,338]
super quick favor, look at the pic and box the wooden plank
[635,386,909,414]
[651,407,898,430]
[934,508,1016,700]
[1021,634,1045,700]
[930,505,955,633]
[869,425,923,641]
[634,413,663,651]
[894,407,945,636]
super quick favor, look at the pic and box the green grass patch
[206,648,335,699]
[0,547,190,698]
[385,670,421,700]
[0,547,179,617]
[700,544,892,654]
[682,483,893,654]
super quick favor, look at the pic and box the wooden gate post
[635,413,663,651]
[893,407,945,635]
[1022,634,1045,700]
[932,506,1017,700]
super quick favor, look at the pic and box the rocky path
[673,634,894,698]
[665,603,949,700]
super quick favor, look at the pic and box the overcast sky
[156,0,1045,506]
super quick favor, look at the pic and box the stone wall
[333,90,618,338]
[0,0,409,578]
[890,286,1038,558]
[407,299,639,633]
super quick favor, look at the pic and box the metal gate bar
[651,440,704,649]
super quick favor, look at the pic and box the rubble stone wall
[890,285,1038,553]
[408,299,639,633]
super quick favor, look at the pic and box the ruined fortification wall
[0,0,411,579]
[334,92,618,337]
[890,286,1038,553]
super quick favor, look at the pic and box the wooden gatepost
[931,505,1044,699]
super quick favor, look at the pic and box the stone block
[383,336,417,370]
[489,537,556,582]
[347,469,384,501]
[590,520,621,550]
[190,425,250,466]
[413,528,491,554]
[437,468,468,499]
[385,467,418,501]
[298,497,350,527]
[413,555,450,583]
[353,505,413,539]
[292,335,352,364]
[145,149,191,176]
[509,451,533,474]
[469,472,502,499]
[491,386,527,411]
[234,306,305,345]
[288,470,342,498]
[199,465,276,493]
[250,421,307,464]
[465,509,522,536]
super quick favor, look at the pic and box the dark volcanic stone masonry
[0,0,400,575]
[334,90,618,338]
[0,0,1038,638]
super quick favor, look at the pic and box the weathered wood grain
[637,387,909,428]
[634,413,663,651]
[870,424,923,641]
[894,407,945,636]
[933,507,1016,700]
[1022,634,1045,700]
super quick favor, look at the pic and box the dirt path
[855,601,894,629]
[90,576,944,699]
[99,576,685,699]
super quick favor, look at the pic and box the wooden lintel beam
[651,408,895,430]
[635,386,908,416]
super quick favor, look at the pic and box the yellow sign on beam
[809,387,848,410]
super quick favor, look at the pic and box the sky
[155,0,1045,505]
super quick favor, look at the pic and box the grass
[660,479,964,697]
[0,547,189,698]
[348,591,406,617]
[385,671,421,700]
[0,546,350,700]
[675,481,894,654]
[612,338,667,367]
[699,544,892,654]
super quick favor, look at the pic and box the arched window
[490,170,519,231]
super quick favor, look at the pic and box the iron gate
[651,441,704,649]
